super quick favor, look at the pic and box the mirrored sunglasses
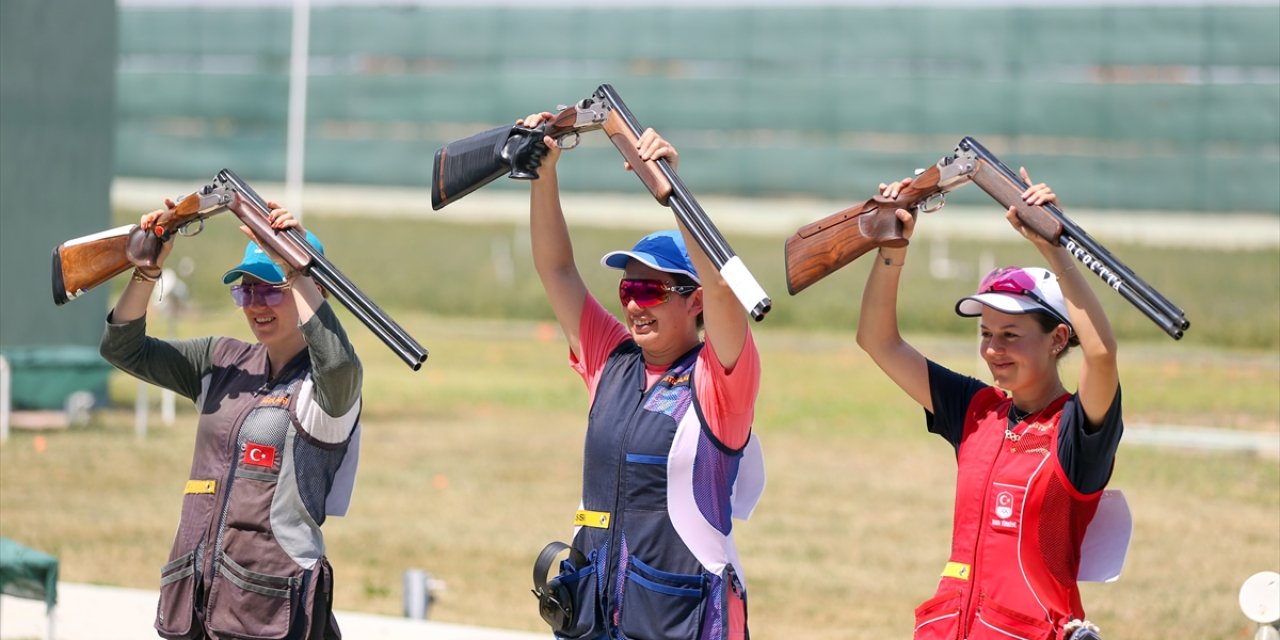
[618,278,698,309]
[978,267,1038,295]
[230,283,286,308]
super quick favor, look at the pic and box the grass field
[2,211,1278,638]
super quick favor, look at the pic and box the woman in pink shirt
[520,111,764,640]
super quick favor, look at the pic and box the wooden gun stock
[784,165,946,295]
[52,225,139,305]
[51,190,227,305]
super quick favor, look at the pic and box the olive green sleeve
[300,302,363,416]
[99,313,215,402]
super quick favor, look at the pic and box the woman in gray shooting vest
[100,202,362,640]
[517,112,764,640]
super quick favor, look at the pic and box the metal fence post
[1,354,11,443]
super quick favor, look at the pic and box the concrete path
[1123,424,1280,458]
[0,583,546,640]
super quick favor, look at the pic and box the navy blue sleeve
[1057,386,1124,494]
[925,360,990,452]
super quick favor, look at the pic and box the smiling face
[978,307,1068,395]
[620,260,703,365]
[236,276,302,349]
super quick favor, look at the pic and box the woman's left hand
[1006,167,1059,248]
[240,202,304,275]
[627,128,678,172]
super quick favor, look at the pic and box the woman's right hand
[878,177,918,243]
[516,111,562,173]
[137,198,178,273]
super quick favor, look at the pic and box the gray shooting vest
[155,339,359,640]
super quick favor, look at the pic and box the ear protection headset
[531,541,588,633]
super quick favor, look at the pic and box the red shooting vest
[914,389,1101,640]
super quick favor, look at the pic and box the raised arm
[1009,168,1119,429]
[109,201,177,324]
[100,201,212,401]
[854,179,933,411]
[520,111,590,360]
[242,206,362,415]
[626,129,750,370]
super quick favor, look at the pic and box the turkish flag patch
[243,442,277,468]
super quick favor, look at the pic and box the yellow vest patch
[183,479,216,495]
[574,509,610,529]
[942,561,971,581]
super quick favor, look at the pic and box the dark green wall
[114,5,1279,213]
[1,1,117,407]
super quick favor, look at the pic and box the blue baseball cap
[221,230,324,285]
[600,230,700,284]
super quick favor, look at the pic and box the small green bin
[0,345,113,411]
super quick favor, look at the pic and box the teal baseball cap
[600,230,700,284]
[222,230,324,285]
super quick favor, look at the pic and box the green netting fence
[115,5,1280,212]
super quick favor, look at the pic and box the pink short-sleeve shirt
[569,294,759,450]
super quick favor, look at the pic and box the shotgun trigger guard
[176,218,206,237]
[918,193,946,214]
[555,130,581,151]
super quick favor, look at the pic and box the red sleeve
[569,294,630,404]
[693,328,760,451]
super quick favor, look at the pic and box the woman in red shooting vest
[856,170,1121,640]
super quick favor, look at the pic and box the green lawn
[2,309,1276,639]
[2,210,1276,637]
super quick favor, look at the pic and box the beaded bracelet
[131,268,161,283]
[274,270,300,289]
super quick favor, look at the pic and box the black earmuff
[531,541,587,633]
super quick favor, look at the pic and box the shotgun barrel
[217,169,430,369]
[958,137,1190,339]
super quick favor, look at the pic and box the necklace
[1006,404,1035,441]
[1009,405,1034,424]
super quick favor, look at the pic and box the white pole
[162,389,176,426]
[0,354,11,444]
[975,251,996,377]
[135,381,148,440]
[285,0,311,219]
[163,306,177,426]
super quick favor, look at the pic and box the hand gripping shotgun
[52,169,430,369]
[431,84,772,321]
[784,137,1189,339]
